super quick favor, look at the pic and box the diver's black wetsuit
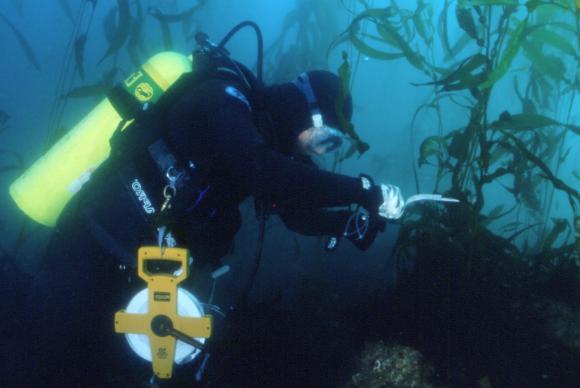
[3,78,383,386]
[161,78,382,260]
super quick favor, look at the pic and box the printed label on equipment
[154,292,171,302]
[124,71,144,88]
[135,82,154,102]
[131,178,156,214]
[156,347,168,360]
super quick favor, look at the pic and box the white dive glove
[378,184,405,220]
[378,184,460,220]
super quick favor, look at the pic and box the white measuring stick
[405,194,460,208]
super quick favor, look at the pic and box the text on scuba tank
[124,70,143,88]
[131,179,156,214]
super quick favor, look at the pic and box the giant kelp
[0,11,40,71]
[264,0,343,82]
[340,0,580,385]
[342,0,579,262]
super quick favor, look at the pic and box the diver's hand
[378,184,405,220]
[349,215,386,251]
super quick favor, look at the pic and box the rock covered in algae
[346,341,436,388]
[541,300,580,354]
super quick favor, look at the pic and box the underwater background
[1,0,579,386]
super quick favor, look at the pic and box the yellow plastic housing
[9,52,193,227]
[115,247,212,379]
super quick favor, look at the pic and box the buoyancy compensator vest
[68,23,269,265]
[8,20,270,269]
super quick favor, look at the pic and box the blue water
[1,1,579,386]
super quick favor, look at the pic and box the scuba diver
[2,23,414,386]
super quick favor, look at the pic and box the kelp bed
[232,0,580,387]
[337,0,580,386]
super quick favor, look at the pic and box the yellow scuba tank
[9,52,193,227]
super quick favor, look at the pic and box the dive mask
[302,124,344,155]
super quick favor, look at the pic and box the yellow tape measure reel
[115,247,212,379]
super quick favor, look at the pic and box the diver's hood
[260,70,353,155]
